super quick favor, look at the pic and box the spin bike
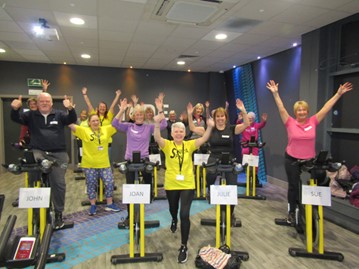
[3,151,74,266]
[238,136,266,200]
[111,152,163,264]
[200,153,249,261]
[275,151,344,261]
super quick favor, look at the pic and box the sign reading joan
[122,184,151,204]
[301,185,331,206]
[27,78,42,87]
[18,188,51,208]
[210,185,238,205]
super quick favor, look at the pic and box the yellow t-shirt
[89,110,114,143]
[161,139,197,190]
[73,125,116,168]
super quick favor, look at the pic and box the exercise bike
[275,151,344,261]
[2,151,73,266]
[238,136,266,200]
[201,153,249,262]
[111,152,163,264]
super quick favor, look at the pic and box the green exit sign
[27,78,42,87]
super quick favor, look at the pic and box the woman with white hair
[112,95,167,224]
[153,97,214,264]
[241,111,267,180]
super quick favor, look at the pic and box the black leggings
[284,152,301,213]
[166,189,194,246]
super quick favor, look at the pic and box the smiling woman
[266,79,354,224]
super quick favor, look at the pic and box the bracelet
[158,111,163,114]
[83,94,87,96]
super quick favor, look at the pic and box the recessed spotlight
[177,60,185,65]
[292,42,298,47]
[81,54,91,59]
[187,69,191,72]
[219,70,224,73]
[257,56,261,59]
[33,25,44,35]
[0,48,6,53]
[63,62,67,65]
[215,33,227,40]
[70,17,85,25]
[130,66,133,69]
[233,65,236,69]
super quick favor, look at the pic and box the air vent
[178,54,199,59]
[152,0,238,26]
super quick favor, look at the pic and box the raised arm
[68,123,77,132]
[266,80,289,124]
[187,102,205,136]
[315,82,353,123]
[108,89,121,114]
[234,99,250,134]
[82,87,94,113]
[153,112,166,148]
[114,98,128,122]
[205,100,210,119]
[195,118,214,148]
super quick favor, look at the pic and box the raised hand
[118,98,128,111]
[261,113,268,121]
[207,117,215,128]
[337,82,353,96]
[266,80,279,93]
[63,95,73,109]
[42,79,50,92]
[82,87,87,95]
[205,101,210,108]
[11,95,23,110]
[235,98,245,111]
[158,92,165,101]
[155,97,163,112]
[115,89,122,96]
[131,95,139,105]
[187,102,194,115]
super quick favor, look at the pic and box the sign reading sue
[301,185,331,206]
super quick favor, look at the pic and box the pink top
[285,115,319,159]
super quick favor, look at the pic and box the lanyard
[174,142,184,174]
[92,129,101,145]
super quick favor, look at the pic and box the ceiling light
[257,56,261,59]
[233,65,236,69]
[0,48,6,53]
[292,42,298,47]
[70,17,85,25]
[177,60,185,65]
[81,54,91,59]
[63,62,67,65]
[187,69,191,72]
[215,33,227,40]
[33,25,44,35]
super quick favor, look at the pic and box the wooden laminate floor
[0,168,358,269]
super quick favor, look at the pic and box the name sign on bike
[122,184,151,204]
[242,154,259,167]
[210,185,238,205]
[149,154,161,165]
[18,187,51,208]
[301,186,331,206]
[193,153,210,166]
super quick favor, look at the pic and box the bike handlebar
[3,159,56,175]
[114,159,160,174]
[202,158,243,174]
[241,140,266,149]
